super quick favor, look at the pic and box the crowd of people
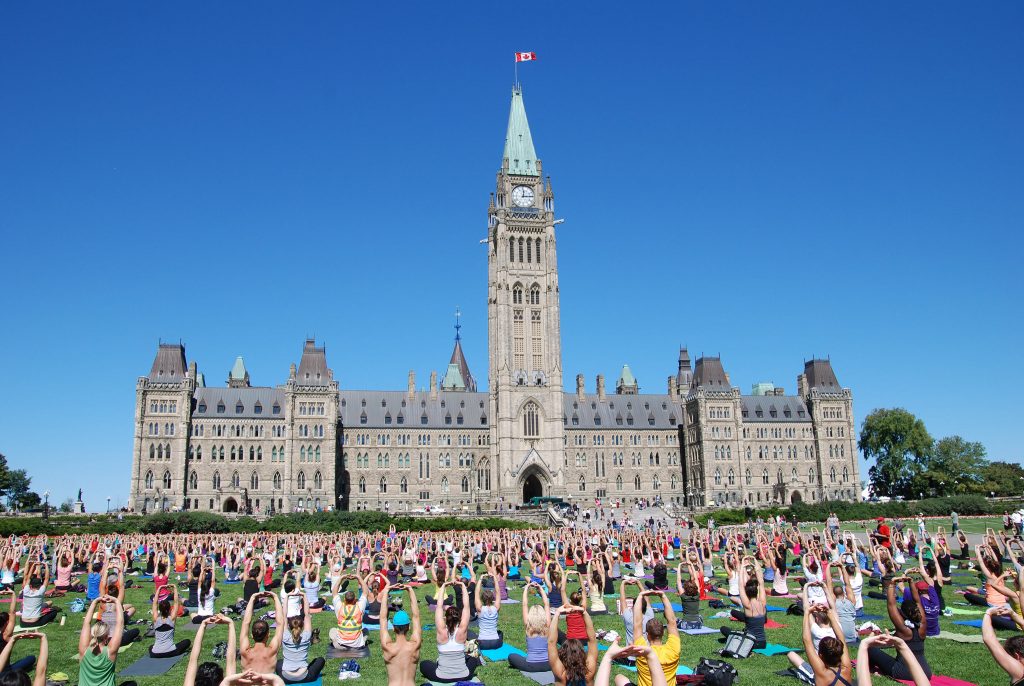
[0,512,1019,686]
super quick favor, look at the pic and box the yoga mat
[325,646,370,659]
[766,605,788,612]
[935,631,985,644]
[953,620,984,628]
[753,644,801,656]
[500,599,521,604]
[221,579,242,584]
[857,613,884,620]
[894,677,976,686]
[520,670,556,685]
[481,644,527,661]
[681,626,719,635]
[947,607,983,616]
[651,602,684,612]
[360,622,392,631]
[118,652,186,677]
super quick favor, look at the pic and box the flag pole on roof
[514,52,536,88]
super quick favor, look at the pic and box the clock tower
[487,87,566,505]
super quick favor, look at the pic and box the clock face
[511,185,535,207]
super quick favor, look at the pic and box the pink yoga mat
[896,677,976,686]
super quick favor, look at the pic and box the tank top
[477,605,500,640]
[436,635,469,680]
[525,634,548,663]
[565,610,586,639]
[589,585,606,612]
[152,617,176,655]
[79,647,116,686]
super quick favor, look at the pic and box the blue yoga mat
[754,644,801,656]
[766,605,788,612]
[954,619,984,628]
[651,602,684,612]
[481,644,527,661]
[681,626,719,635]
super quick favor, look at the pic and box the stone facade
[128,88,860,514]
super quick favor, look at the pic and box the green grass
[11,555,1006,686]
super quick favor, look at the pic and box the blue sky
[1,2,1021,508]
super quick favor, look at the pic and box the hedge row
[694,495,1024,527]
[0,511,539,537]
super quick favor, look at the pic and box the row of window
[712,465,851,486]
[297,425,324,438]
[356,468,492,495]
[144,469,326,492]
[345,433,489,448]
[509,236,543,265]
[749,427,808,439]
[298,402,326,416]
[190,424,273,438]
[198,400,283,415]
[149,400,178,414]
[147,423,176,436]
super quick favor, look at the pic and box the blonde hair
[90,622,110,655]
[526,605,548,637]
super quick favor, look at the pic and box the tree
[978,461,1024,497]
[0,453,9,499]
[859,408,933,498]
[4,469,32,511]
[59,498,74,513]
[914,436,988,496]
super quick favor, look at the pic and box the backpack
[695,657,739,686]
[719,631,756,659]
[68,598,86,613]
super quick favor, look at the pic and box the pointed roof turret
[441,308,476,392]
[616,364,639,395]
[228,356,250,388]
[503,87,539,176]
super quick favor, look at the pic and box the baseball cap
[876,516,885,521]
[392,611,411,627]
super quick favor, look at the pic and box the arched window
[297,471,306,490]
[145,471,154,489]
[535,238,542,264]
[762,468,769,485]
[441,476,449,494]
[231,471,240,488]
[842,466,849,482]
[314,471,323,489]
[315,446,321,462]
[808,466,815,484]
[189,471,198,489]
[165,443,171,458]
[579,475,586,492]
[634,474,641,490]
[745,468,751,485]
[300,446,305,462]
[273,471,282,489]
[379,476,387,493]
[250,472,259,489]
[196,445,202,460]
[523,402,540,437]
[358,476,366,493]
[509,237,515,262]
[212,471,221,490]
[727,469,735,485]
[830,467,837,483]
[714,469,722,486]
[513,284,523,305]
[518,237,524,262]
[616,475,623,491]
[149,445,155,460]
[400,476,408,493]
[162,471,172,489]
[526,238,532,262]
[652,475,660,489]
[256,446,262,461]
[671,474,677,489]
[157,444,164,460]
[529,284,540,305]
[461,476,469,493]
[249,446,255,461]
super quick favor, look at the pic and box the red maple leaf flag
[515,52,537,63]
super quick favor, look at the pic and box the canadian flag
[515,52,537,63]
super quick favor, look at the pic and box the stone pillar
[429,371,438,399]
[596,375,606,402]
[408,370,416,399]
[576,374,585,399]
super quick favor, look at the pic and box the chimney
[289,363,297,380]
[668,376,677,397]
[576,374,585,399]
[408,370,416,399]
[774,387,785,396]
[724,373,731,386]
[596,374,606,402]
[797,373,808,398]
[429,370,438,399]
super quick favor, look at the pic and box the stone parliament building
[129,89,860,515]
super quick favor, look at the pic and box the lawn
[11,550,1006,686]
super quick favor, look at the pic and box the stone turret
[596,374,606,402]
[576,374,585,399]
[408,371,416,399]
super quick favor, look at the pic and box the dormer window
[397,413,405,425]
[273,403,281,415]
[235,403,244,413]
[217,402,225,414]
[361,399,366,407]
[254,403,262,415]
[384,413,392,425]
[456,413,464,425]
[359,412,367,425]
[421,414,428,425]
[198,402,207,413]
[594,416,602,426]
[444,413,452,425]
[381,399,387,407]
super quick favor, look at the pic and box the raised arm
[984,608,1024,682]
[78,598,101,657]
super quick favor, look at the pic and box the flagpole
[514,57,518,89]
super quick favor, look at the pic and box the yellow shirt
[635,633,680,686]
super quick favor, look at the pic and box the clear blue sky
[1,2,1021,509]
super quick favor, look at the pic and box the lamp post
[106,497,111,513]
[43,491,49,521]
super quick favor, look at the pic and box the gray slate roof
[148,344,188,383]
[692,356,731,389]
[193,387,286,419]
[340,390,489,429]
[740,395,810,423]
[564,393,682,430]
[804,359,841,391]
[296,339,331,387]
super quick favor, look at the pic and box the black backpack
[695,657,739,686]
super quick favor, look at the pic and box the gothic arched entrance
[522,474,543,503]
[791,490,802,505]
[222,497,238,513]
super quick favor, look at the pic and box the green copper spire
[228,356,250,388]
[503,87,539,176]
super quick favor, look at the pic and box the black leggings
[20,608,59,627]
[1,656,36,674]
[477,631,504,650]
[419,656,481,683]
[120,629,141,646]
[867,647,932,681]
[509,654,551,672]
[150,639,191,658]
[276,658,326,684]
[964,593,989,607]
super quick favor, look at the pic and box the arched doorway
[223,497,238,513]
[791,490,802,505]
[522,474,543,503]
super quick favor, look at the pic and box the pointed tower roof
[503,87,539,176]
[228,356,250,388]
[148,343,187,383]
[616,364,639,394]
